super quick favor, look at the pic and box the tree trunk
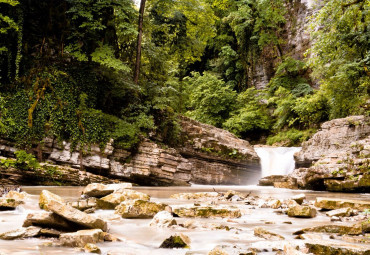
[133,0,146,84]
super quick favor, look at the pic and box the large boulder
[287,205,317,218]
[149,211,177,228]
[23,211,75,231]
[315,197,370,211]
[115,200,168,218]
[173,205,241,218]
[97,190,150,210]
[39,190,65,210]
[0,226,41,240]
[47,200,107,231]
[0,198,23,210]
[59,229,105,247]
[82,183,132,198]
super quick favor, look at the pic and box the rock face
[0,117,259,186]
[292,116,370,191]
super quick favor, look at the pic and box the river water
[0,185,369,255]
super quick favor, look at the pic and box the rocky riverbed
[0,184,369,255]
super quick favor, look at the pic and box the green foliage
[307,0,370,119]
[267,128,316,146]
[14,150,40,170]
[185,72,237,127]
[223,88,271,136]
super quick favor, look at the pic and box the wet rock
[287,205,317,218]
[68,198,97,211]
[0,226,41,240]
[331,216,341,222]
[291,194,305,205]
[48,200,107,231]
[315,197,370,211]
[115,200,168,218]
[170,192,219,200]
[59,229,105,247]
[23,211,75,231]
[97,189,150,210]
[283,244,307,255]
[149,211,177,228]
[293,224,363,235]
[5,191,29,200]
[82,183,132,198]
[84,243,102,254]
[0,198,23,210]
[326,207,353,217]
[39,190,65,210]
[208,245,256,255]
[306,241,370,255]
[159,233,190,249]
[254,227,285,240]
[268,199,282,209]
[39,228,62,238]
[173,205,241,218]
[103,232,120,242]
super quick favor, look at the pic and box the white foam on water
[254,147,301,178]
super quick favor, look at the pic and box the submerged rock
[287,205,317,218]
[59,229,105,247]
[171,192,219,200]
[173,205,241,218]
[115,200,168,218]
[315,197,370,211]
[149,211,177,228]
[97,189,150,209]
[48,200,107,231]
[82,183,132,198]
[0,226,41,240]
[306,241,370,255]
[208,245,256,255]
[39,190,64,210]
[254,227,285,241]
[0,198,23,210]
[159,233,190,249]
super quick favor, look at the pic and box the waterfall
[254,147,301,178]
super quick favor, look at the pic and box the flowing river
[0,185,369,255]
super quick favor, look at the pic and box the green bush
[14,150,40,171]
[267,129,316,146]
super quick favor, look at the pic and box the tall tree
[134,0,146,84]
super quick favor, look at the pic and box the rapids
[0,185,369,254]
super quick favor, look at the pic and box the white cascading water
[254,147,301,177]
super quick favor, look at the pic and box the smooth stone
[97,189,150,209]
[173,206,241,218]
[48,200,107,231]
[287,205,317,218]
[254,227,285,241]
[82,183,132,198]
[115,200,168,218]
[84,243,102,254]
[68,198,96,211]
[39,190,64,210]
[149,211,177,228]
[291,194,306,205]
[0,198,23,210]
[306,241,370,255]
[59,229,104,247]
[0,226,41,240]
[159,233,190,249]
[326,207,353,217]
[293,224,363,235]
[315,197,370,211]
[23,211,75,231]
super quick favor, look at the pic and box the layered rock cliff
[292,115,370,191]
[0,117,260,186]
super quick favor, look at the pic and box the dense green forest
[0,0,369,153]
